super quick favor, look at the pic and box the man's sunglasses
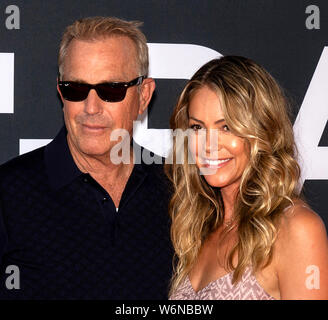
[58,76,145,102]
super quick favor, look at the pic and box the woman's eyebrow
[189,116,225,124]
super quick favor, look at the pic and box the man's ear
[138,78,156,115]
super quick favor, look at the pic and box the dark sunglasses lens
[60,83,90,102]
[97,84,127,102]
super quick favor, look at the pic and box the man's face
[58,36,153,158]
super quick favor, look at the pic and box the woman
[166,56,328,300]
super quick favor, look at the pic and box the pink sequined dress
[169,267,275,300]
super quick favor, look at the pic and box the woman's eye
[190,124,202,131]
[222,124,230,132]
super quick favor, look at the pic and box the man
[0,17,173,299]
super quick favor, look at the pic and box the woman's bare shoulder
[278,199,326,237]
[273,199,328,299]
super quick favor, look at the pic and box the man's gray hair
[58,16,149,79]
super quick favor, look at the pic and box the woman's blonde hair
[58,16,148,79]
[165,56,301,295]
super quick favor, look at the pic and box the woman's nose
[205,128,221,156]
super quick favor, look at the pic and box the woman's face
[188,86,249,195]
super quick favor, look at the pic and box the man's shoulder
[0,146,46,178]
[138,147,165,174]
[137,147,173,194]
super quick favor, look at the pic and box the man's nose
[84,89,103,114]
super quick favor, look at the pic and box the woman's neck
[220,183,240,223]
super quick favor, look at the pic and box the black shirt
[0,127,173,299]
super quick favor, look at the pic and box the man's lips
[81,124,108,132]
[82,124,107,129]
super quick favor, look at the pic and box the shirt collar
[44,126,149,190]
